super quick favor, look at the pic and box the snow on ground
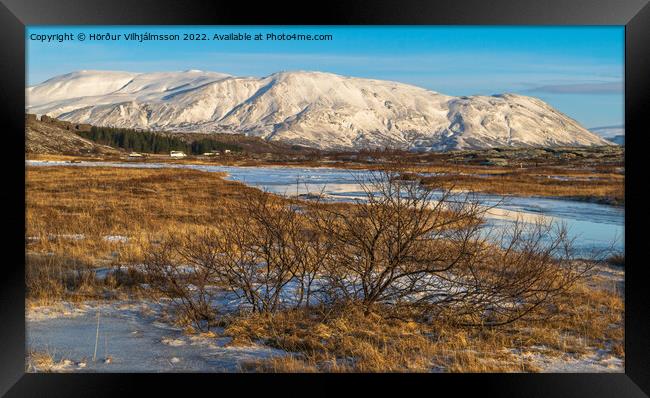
[27,263,625,373]
[103,235,129,243]
[26,262,625,373]
[511,347,623,373]
[27,296,624,373]
[26,233,129,243]
[27,299,288,372]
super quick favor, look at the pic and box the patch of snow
[27,300,288,372]
[49,233,85,241]
[512,347,623,373]
[27,302,90,322]
[161,337,187,347]
[103,235,129,243]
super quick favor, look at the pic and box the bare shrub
[308,171,591,326]
[143,170,591,329]
[142,234,218,330]
[606,252,624,268]
[210,191,310,312]
[143,190,332,320]
[307,171,484,308]
[413,219,591,326]
[204,190,337,312]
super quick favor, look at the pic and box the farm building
[170,151,187,158]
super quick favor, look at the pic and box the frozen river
[27,160,624,254]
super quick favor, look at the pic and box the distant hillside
[590,125,624,137]
[25,114,121,156]
[589,125,624,146]
[606,135,625,146]
[25,114,318,156]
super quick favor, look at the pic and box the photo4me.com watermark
[29,31,334,43]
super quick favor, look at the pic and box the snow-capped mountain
[590,125,624,136]
[26,70,611,151]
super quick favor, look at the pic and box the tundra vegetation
[26,166,623,372]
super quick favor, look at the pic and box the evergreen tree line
[77,126,241,154]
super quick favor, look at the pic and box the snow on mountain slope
[26,70,611,151]
[26,70,231,118]
[590,125,625,138]
[27,71,138,105]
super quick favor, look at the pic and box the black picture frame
[1,0,648,396]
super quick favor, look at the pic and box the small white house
[223,149,231,154]
[170,151,187,158]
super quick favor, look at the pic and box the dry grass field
[26,166,256,259]
[408,166,624,205]
[26,166,260,306]
[27,143,624,205]
[232,281,623,373]
[25,165,624,372]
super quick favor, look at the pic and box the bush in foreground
[143,171,593,331]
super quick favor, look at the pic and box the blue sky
[26,26,624,129]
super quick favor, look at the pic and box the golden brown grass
[414,167,624,204]
[27,143,624,204]
[25,350,74,373]
[26,166,265,305]
[26,166,262,262]
[227,272,623,373]
[25,165,624,372]
[229,307,446,372]
[26,351,56,372]
[25,252,149,307]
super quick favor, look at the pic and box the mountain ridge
[27,70,612,151]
